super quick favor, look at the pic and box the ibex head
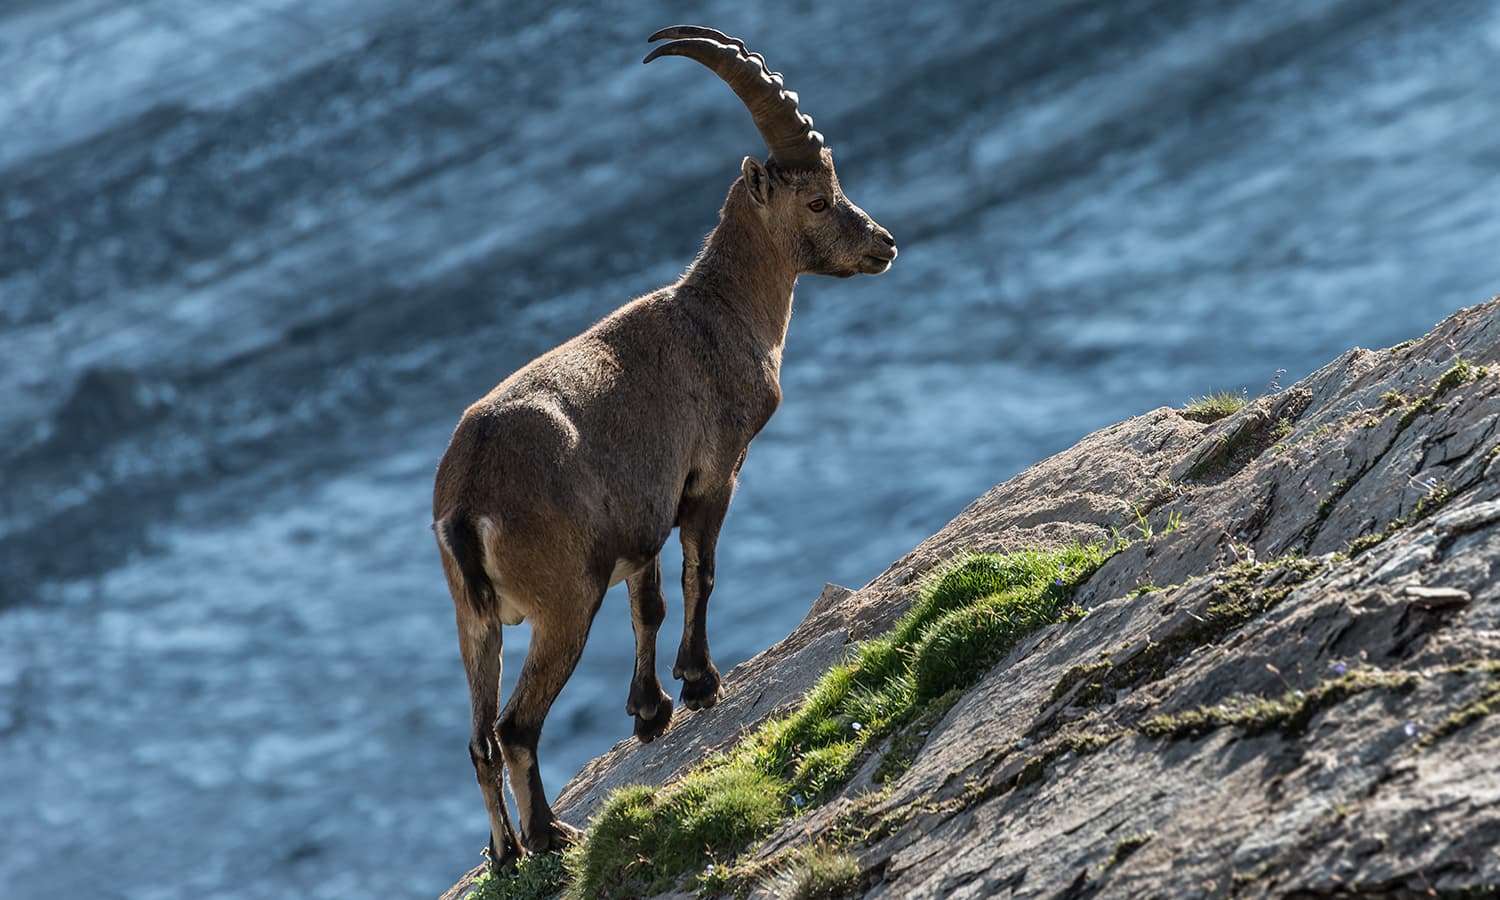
[646,26,898,279]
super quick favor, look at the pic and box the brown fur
[433,146,894,862]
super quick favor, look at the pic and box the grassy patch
[467,852,566,900]
[571,767,787,898]
[537,543,1113,898]
[1316,478,1351,520]
[873,689,961,784]
[1047,660,1114,708]
[1416,666,1500,751]
[1393,355,1489,435]
[1345,529,1390,558]
[1395,395,1435,433]
[759,842,862,899]
[1433,356,1488,396]
[1032,555,1324,735]
[1106,831,1155,867]
[1116,556,1322,688]
[1141,668,1419,740]
[1411,482,1451,522]
[939,726,1126,816]
[1182,390,1248,423]
[1344,479,1453,559]
[1183,390,1311,482]
[1112,507,1183,547]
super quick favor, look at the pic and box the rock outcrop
[446,297,1500,898]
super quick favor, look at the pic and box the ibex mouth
[860,254,895,274]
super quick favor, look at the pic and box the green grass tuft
[1411,482,1451,523]
[1343,478,1454,560]
[1181,390,1249,423]
[1032,555,1325,727]
[873,689,961,784]
[1416,670,1500,750]
[1394,355,1489,435]
[569,767,786,898]
[1047,659,1114,708]
[1106,831,1155,867]
[1316,478,1350,520]
[761,842,863,900]
[1141,668,1419,740]
[1433,356,1488,396]
[467,851,566,900]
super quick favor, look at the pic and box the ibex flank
[432,25,896,867]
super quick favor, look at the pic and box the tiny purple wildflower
[1403,722,1418,738]
[1333,662,1348,676]
[851,721,862,732]
[1054,577,1065,587]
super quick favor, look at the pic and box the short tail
[435,509,498,618]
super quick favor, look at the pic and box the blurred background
[1,0,1497,896]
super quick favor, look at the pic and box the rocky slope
[447,297,1500,898]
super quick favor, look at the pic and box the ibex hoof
[484,837,521,873]
[680,665,722,711]
[626,680,671,720]
[634,692,674,743]
[524,819,582,854]
[629,680,674,741]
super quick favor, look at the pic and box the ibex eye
[807,199,828,212]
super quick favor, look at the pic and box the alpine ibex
[432,25,896,865]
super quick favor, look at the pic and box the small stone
[1402,585,1472,608]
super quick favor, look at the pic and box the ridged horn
[645,26,824,170]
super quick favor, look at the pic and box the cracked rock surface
[450,298,1500,897]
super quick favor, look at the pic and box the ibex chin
[432,25,896,865]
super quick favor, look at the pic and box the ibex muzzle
[432,25,895,867]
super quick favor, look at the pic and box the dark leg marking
[627,556,674,742]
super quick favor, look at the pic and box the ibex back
[432,25,896,867]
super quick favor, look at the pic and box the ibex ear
[741,156,770,208]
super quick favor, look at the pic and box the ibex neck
[681,182,798,353]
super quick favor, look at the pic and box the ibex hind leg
[455,613,522,870]
[626,556,673,742]
[497,595,601,852]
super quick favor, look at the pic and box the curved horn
[645,26,824,170]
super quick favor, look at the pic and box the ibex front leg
[626,557,673,742]
[675,489,731,710]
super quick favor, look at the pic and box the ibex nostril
[878,230,895,247]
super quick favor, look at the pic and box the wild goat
[432,25,896,865]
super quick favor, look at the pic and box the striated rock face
[447,297,1500,898]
